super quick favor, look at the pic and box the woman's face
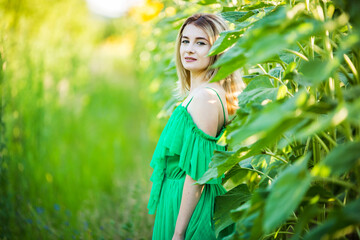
[180,23,211,74]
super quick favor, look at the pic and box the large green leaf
[222,159,252,184]
[210,52,247,82]
[241,75,273,91]
[211,41,245,70]
[222,6,238,12]
[196,150,237,184]
[197,149,255,184]
[304,185,336,204]
[263,154,312,232]
[230,190,268,239]
[198,146,285,186]
[290,204,322,240]
[251,154,284,175]
[227,207,261,240]
[276,97,359,147]
[214,184,252,237]
[251,154,286,188]
[249,5,288,29]
[211,4,323,82]
[208,29,244,56]
[293,103,346,140]
[347,97,360,124]
[228,91,308,147]
[245,20,322,67]
[312,141,360,177]
[235,11,268,30]
[238,87,279,110]
[343,85,360,102]
[279,50,296,64]
[237,75,280,112]
[220,11,253,23]
[298,58,341,85]
[241,2,277,11]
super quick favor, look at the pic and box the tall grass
[1,0,158,239]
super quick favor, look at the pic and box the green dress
[147,88,232,239]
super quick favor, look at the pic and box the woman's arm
[173,175,205,239]
[172,88,221,239]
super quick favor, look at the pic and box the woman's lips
[185,57,197,62]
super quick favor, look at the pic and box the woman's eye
[181,40,189,44]
[197,42,206,45]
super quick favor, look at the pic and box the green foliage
[313,141,360,177]
[214,184,251,236]
[0,0,156,239]
[264,154,312,232]
[146,0,360,239]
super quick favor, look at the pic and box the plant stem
[284,49,309,61]
[312,136,320,165]
[243,167,274,181]
[339,65,354,85]
[320,131,337,147]
[262,231,294,239]
[263,74,294,96]
[356,227,360,239]
[264,151,288,164]
[342,120,354,141]
[314,134,329,154]
[296,41,308,57]
[313,177,359,192]
[344,53,359,83]
[303,137,311,155]
[309,36,315,60]
[257,64,267,74]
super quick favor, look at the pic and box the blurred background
[0,0,227,238]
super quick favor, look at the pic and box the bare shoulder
[189,87,220,114]
[194,87,220,104]
[187,88,221,137]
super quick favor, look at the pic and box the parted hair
[175,13,243,115]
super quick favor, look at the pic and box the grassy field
[0,1,164,239]
[2,45,158,240]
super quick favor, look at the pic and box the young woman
[147,13,242,239]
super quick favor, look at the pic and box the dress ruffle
[147,105,226,215]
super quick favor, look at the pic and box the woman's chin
[183,66,207,74]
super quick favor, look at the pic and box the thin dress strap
[185,96,194,109]
[205,87,226,124]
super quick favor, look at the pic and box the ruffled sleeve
[178,123,226,184]
[147,105,226,215]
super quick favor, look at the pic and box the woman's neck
[189,71,208,92]
[189,71,220,94]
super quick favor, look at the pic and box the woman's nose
[185,43,195,53]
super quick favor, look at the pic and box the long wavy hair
[175,13,243,115]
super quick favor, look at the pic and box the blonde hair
[175,13,243,115]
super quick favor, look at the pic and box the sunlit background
[86,0,144,18]
[0,0,172,238]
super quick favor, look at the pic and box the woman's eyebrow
[182,36,209,41]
